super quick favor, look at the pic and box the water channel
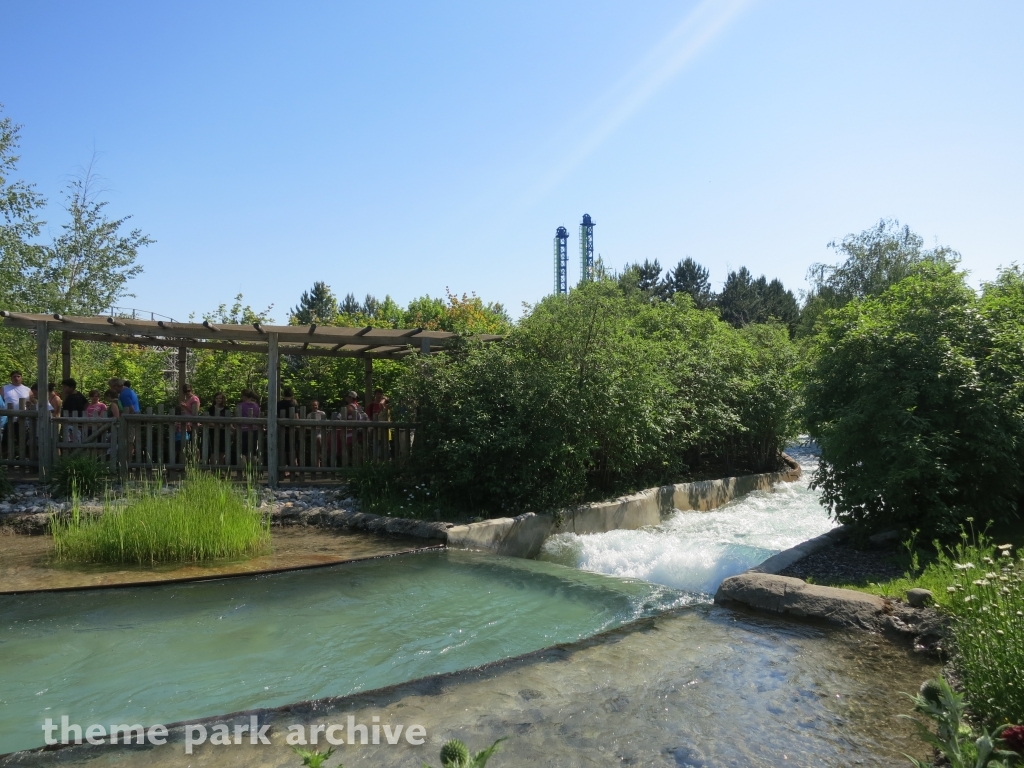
[0,446,937,765]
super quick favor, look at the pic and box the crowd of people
[2,369,393,465]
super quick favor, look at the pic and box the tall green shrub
[396,281,799,517]
[802,264,1022,535]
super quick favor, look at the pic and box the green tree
[24,163,151,315]
[189,296,275,405]
[717,268,799,334]
[360,293,380,318]
[339,292,361,315]
[395,279,798,516]
[290,281,337,325]
[617,259,668,301]
[663,257,713,309]
[0,107,46,378]
[800,218,959,336]
[802,264,1020,535]
[0,106,46,308]
[716,267,760,327]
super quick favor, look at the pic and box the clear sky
[2,1,1022,322]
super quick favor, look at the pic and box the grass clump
[50,469,271,565]
[49,454,108,498]
[0,466,12,500]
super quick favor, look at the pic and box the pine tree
[360,294,380,318]
[618,259,665,299]
[291,281,338,324]
[663,257,713,308]
[339,292,361,316]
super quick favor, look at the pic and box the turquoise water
[0,550,685,755]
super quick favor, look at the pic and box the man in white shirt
[2,370,31,411]
[2,370,32,455]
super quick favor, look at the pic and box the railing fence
[0,403,414,484]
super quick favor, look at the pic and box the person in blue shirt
[108,377,140,414]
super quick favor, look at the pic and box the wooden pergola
[0,311,500,483]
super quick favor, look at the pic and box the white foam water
[538,444,834,598]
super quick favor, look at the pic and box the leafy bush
[388,281,799,517]
[803,264,1023,536]
[50,470,271,565]
[48,453,108,498]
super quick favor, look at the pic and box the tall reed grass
[50,470,271,565]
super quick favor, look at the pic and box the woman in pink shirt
[83,390,107,442]
[84,390,107,418]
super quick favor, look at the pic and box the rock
[907,588,933,608]
[868,530,901,546]
[715,572,888,631]
[716,572,948,654]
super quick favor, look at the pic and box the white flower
[947,586,957,593]
[955,563,976,571]
[986,572,998,579]
[983,557,995,565]
[973,579,991,586]
[997,544,1013,551]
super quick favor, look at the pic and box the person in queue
[1,371,31,455]
[108,377,140,414]
[237,389,260,464]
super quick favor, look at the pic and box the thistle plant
[293,746,337,768]
[426,737,506,768]
[902,677,1019,768]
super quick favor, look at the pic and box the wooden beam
[364,357,373,411]
[267,333,279,489]
[36,321,52,474]
[61,331,71,381]
[1,313,480,347]
[60,332,415,359]
[177,347,187,395]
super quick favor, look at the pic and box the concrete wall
[446,457,801,559]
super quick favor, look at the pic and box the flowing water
[0,550,683,755]
[539,445,834,596]
[4,607,939,767]
[2,446,937,765]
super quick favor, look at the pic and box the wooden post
[267,332,279,488]
[61,331,71,382]
[364,357,373,411]
[36,321,52,474]
[177,346,187,395]
[420,336,430,355]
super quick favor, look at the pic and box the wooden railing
[0,405,40,474]
[1,404,414,483]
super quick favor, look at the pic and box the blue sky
[2,1,1022,322]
